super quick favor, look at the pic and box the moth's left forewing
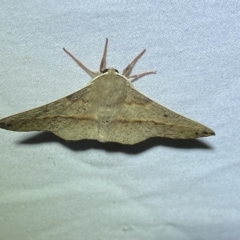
[0,84,100,141]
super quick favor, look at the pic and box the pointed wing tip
[207,129,215,136]
[200,129,215,138]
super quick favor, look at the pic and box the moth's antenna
[99,38,108,72]
[122,49,146,76]
[63,48,95,77]
[122,49,156,81]
[129,71,157,82]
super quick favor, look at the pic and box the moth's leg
[99,38,108,72]
[129,71,156,81]
[63,48,95,77]
[122,49,146,76]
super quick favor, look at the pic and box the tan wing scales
[0,85,99,140]
[104,87,215,144]
[0,39,215,145]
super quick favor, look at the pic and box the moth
[0,39,215,144]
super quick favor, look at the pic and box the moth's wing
[0,85,99,140]
[108,87,215,144]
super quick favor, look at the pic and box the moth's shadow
[18,132,213,154]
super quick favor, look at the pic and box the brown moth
[0,39,215,144]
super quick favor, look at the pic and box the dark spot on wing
[0,122,13,129]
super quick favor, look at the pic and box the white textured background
[0,1,240,240]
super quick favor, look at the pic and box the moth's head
[90,67,133,87]
[89,68,122,84]
[101,68,119,75]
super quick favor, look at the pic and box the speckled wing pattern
[0,85,100,141]
[0,39,215,144]
[0,81,215,144]
[106,86,215,144]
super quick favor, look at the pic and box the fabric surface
[0,1,239,240]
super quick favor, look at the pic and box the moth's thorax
[88,68,130,139]
[89,69,128,115]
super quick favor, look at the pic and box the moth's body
[0,39,215,144]
[89,69,129,141]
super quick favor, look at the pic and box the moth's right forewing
[106,86,215,144]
